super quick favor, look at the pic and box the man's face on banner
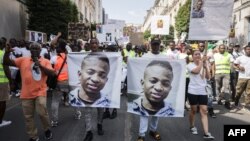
[142,65,173,103]
[80,58,109,95]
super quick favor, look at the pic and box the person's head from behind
[80,53,110,98]
[126,43,132,51]
[90,38,99,52]
[30,42,42,60]
[142,60,173,104]
[56,39,67,53]
[0,38,5,50]
[9,38,17,48]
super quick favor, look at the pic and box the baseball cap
[151,37,161,45]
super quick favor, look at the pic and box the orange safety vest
[54,53,68,81]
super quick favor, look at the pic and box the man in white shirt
[233,45,250,110]
[165,41,180,59]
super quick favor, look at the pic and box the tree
[26,0,79,39]
[162,25,175,45]
[175,0,191,38]
[143,30,151,40]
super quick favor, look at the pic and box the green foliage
[162,25,175,45]
[26,0,79,39]
[143,30,151,40]
[175,0,191,38]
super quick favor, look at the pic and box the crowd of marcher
[0,33,250,141]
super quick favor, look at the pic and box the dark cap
[234,44,240,47]
[151,37,161,45]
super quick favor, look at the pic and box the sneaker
[137,136,145,141]
[97,124,104,135]
[217,100,223,105]
[44,129,53,140]
[149,131,161,140]
[29,138,39,141]
[15,91,21,97]
[203,132,215,140]
[102,110,111,119]
[190,127,198,135]
[51,120,58,127]
[225,101,231,110]
[110,109,117,119]
[208,108,216,118]
[84,131,93,141]
[0,120,12,128]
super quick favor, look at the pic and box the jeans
[22,96,50,139]
[84,107,104,132]
[215,74,231,101]
[51,81,69,122]
[139,116,159,137]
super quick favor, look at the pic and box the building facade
[233,0,250,46]
[142,0,187,41]
[0,0,27,39]
[71,0,103,24]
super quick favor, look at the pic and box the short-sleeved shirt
[234,55,250,79]
[14,57,53,99]
[187,62,207,95]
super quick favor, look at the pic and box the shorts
[187,93,208,105]
[0,83,10,101]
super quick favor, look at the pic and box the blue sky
[102,0,155,24]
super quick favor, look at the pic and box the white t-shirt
[50,55,57,65]
[187,63,207,95]
[20,48,31,57]
[234,55,250,79]
[142,52,167,58]
[40,48,48,58]
[164,49,180,59]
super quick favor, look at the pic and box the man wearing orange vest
[50,39,69,127]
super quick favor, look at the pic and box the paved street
[0,92,250,141]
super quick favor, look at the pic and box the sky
[102,0,155,24]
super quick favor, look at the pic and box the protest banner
[188,0,234,40]
[25,30,47,43]
[67,52,122,108]
[127,58,185,117]
[68,22,90,41]
[151,15,170,35]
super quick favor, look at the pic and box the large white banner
[127,58,185,117]
[151,15,170,35]
[67,52,122,108]
[188,0,234,40]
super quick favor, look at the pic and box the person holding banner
[136,37,174,141]
[73,38,106,141]
[187,50,215,140]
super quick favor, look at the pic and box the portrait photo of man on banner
[67,52,122,108]
[127,58,186,117]
[189,0,234,40]
[150,15,170,35]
